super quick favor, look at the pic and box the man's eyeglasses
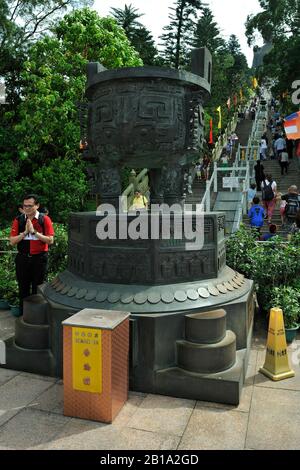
[23,204,35,208]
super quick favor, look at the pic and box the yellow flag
[239,89,243,101]
[253,77,258,89]
[216,106,222,129]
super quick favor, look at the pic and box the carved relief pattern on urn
[88,81,187,165]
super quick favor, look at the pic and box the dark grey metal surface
[1,48,255,406]
[15,318,50,350]
[44,266,249,314]
[67,212,226,285]
[23,294,48,325]
[185,309,226,344]
[83,48,211,205]
[177,330,236,374]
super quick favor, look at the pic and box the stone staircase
[2,294,56,376]
[186,117,254,210]
[209,118,254,234]
[155,309,247,405]
[214,192,243,235]
[243,158,300,236]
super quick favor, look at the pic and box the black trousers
[15,252,48,312]
[280,162,288,175]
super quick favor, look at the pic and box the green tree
[160,0,202,69]
[193,6,224,53]
[245,0,300,111]
[202,34,251,139]
[129,26,159,65]
[226,35,249,94]
[246,0,300,44]
[14,8,141,163]
[110,3,144,36]
[33,158,89,222]
[0,1,93,87]
[110,3,158,65]
[0,8,142,224]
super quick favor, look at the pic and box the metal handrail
[200,96,268,224]
[232,162,250,233]
[121,168,149,212]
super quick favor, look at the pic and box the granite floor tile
[0,374,53,426]
[0,408,71,449]
[113,392,147,427]
[0,368,20,386]
[126,394,195,437]
[20,372,57,383]
[35,425,180,450]
[178,404,248,450]
[246,387,300,450]
[28,383,64,415]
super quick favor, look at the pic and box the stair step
[2,337,56,376]
[177,330,236,374]
[155,349,246,405]
[23,294,48,325]
[15,317,50,349]
[185,309,226,344]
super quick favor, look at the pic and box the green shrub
[226,226,300,314]
[266,286,300,329]
[226,224,258,278]
[32,159,89,224]
[0,223,68,304]
[0,252,19,305]
[48,223,68,280]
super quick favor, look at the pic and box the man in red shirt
[10,194,55,313]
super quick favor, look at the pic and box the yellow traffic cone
[260,308,295,381]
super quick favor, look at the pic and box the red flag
[227,97,231,110]
[233,94,238,107]
[209,118,214,144]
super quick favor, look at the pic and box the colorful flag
[209,118,214,144]
[226,97,231,110]
[284,111,300,140]
[216,106,222,129]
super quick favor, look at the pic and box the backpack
[17,212,45,234]
[262,181,274,201]
[285,195,300,219]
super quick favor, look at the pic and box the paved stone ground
[0,309,299,450]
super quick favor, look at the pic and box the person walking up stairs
[243,158,300,237]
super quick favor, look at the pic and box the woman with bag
[261,174,277,224]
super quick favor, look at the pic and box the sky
[92,0,263,66]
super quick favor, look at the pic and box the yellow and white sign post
[260,308,295,381]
